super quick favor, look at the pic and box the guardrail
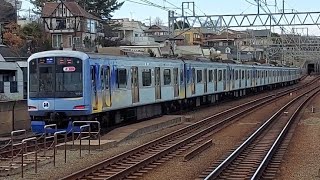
[79,125,91,157]
[21,137,38,178]
[11,129,27,160]
[71,121,101,152]
[53,131,67,167]
[43,124,57,157]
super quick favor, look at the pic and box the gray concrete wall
[0,100,30,136]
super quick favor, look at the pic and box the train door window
[91,66,96,86]
[192,68,196,83]
[100,68,104,90]
[173,68,179,97]
[241,70,244,79]
[235,70,238,80]
[197,70,202,83]
[209,70,213,82]
[218,70,222,81]
[164,69,171,85]
[142,69,152,86]
[214,69,217,82]
[191,68,196,94]
[117,68,127,88]
[104,67,110,90]
[173,68,179,85]
[180,68,184,84]
[223,69,226,81]
[155,67,161,99]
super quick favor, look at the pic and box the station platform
[66,115,185,149]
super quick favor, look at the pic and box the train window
[242,70,245,79]
[117,68,127,88]
[218,70,222,81]
[197,70,202,83]
[209,70,213,82]
[142,69,152,86]
[164,69,171,85]
[29,59,38,93]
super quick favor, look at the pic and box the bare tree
[153,17,163,26]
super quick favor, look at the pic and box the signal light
[73,105,86,110]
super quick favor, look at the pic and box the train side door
[204,68,208,93]
[155,67,161,100]
[173,68,179,97]
[102,66,111,107]
[91,65,98,110]
[131,66,139,103]
[191,68,196,94]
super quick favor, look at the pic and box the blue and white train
[27,50,301,131]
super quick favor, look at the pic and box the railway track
[0,78,313,160]
[200,82,319,180]
[59,79,317,180]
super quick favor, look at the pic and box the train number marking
[43,101,50,109]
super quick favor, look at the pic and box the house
[144,25,169,36]
[0,45,27,100]
[41,1,103,49]
[174,27,216,46]
[204,29,268,61]
[109,18,158,45]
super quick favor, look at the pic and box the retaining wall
[0,100,30,136]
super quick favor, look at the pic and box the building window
[0,81,4,93]
[10,81,18,93]
[52,34,62,48]
[197,70,202,83]
[56,18,66,29]
[225,47,231,54]
[164,69,171,85]
[68,35,72,47]
[142,69,152,86]
[73,37,81,47]
[117,69,127,88]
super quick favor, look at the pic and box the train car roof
[28,50,89,62]
[28,50,299,70]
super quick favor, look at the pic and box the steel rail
[203,85,319,180]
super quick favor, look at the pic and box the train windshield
[29,57,83,98]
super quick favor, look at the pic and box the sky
[20,0,320,35]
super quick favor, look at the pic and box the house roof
[42,1,100,21]
[151,35,185,43]
[0,44,20,58]
[144,25,169,32]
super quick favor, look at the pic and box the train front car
[27,50,90,133]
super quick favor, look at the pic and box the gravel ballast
[2,78,314,180]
